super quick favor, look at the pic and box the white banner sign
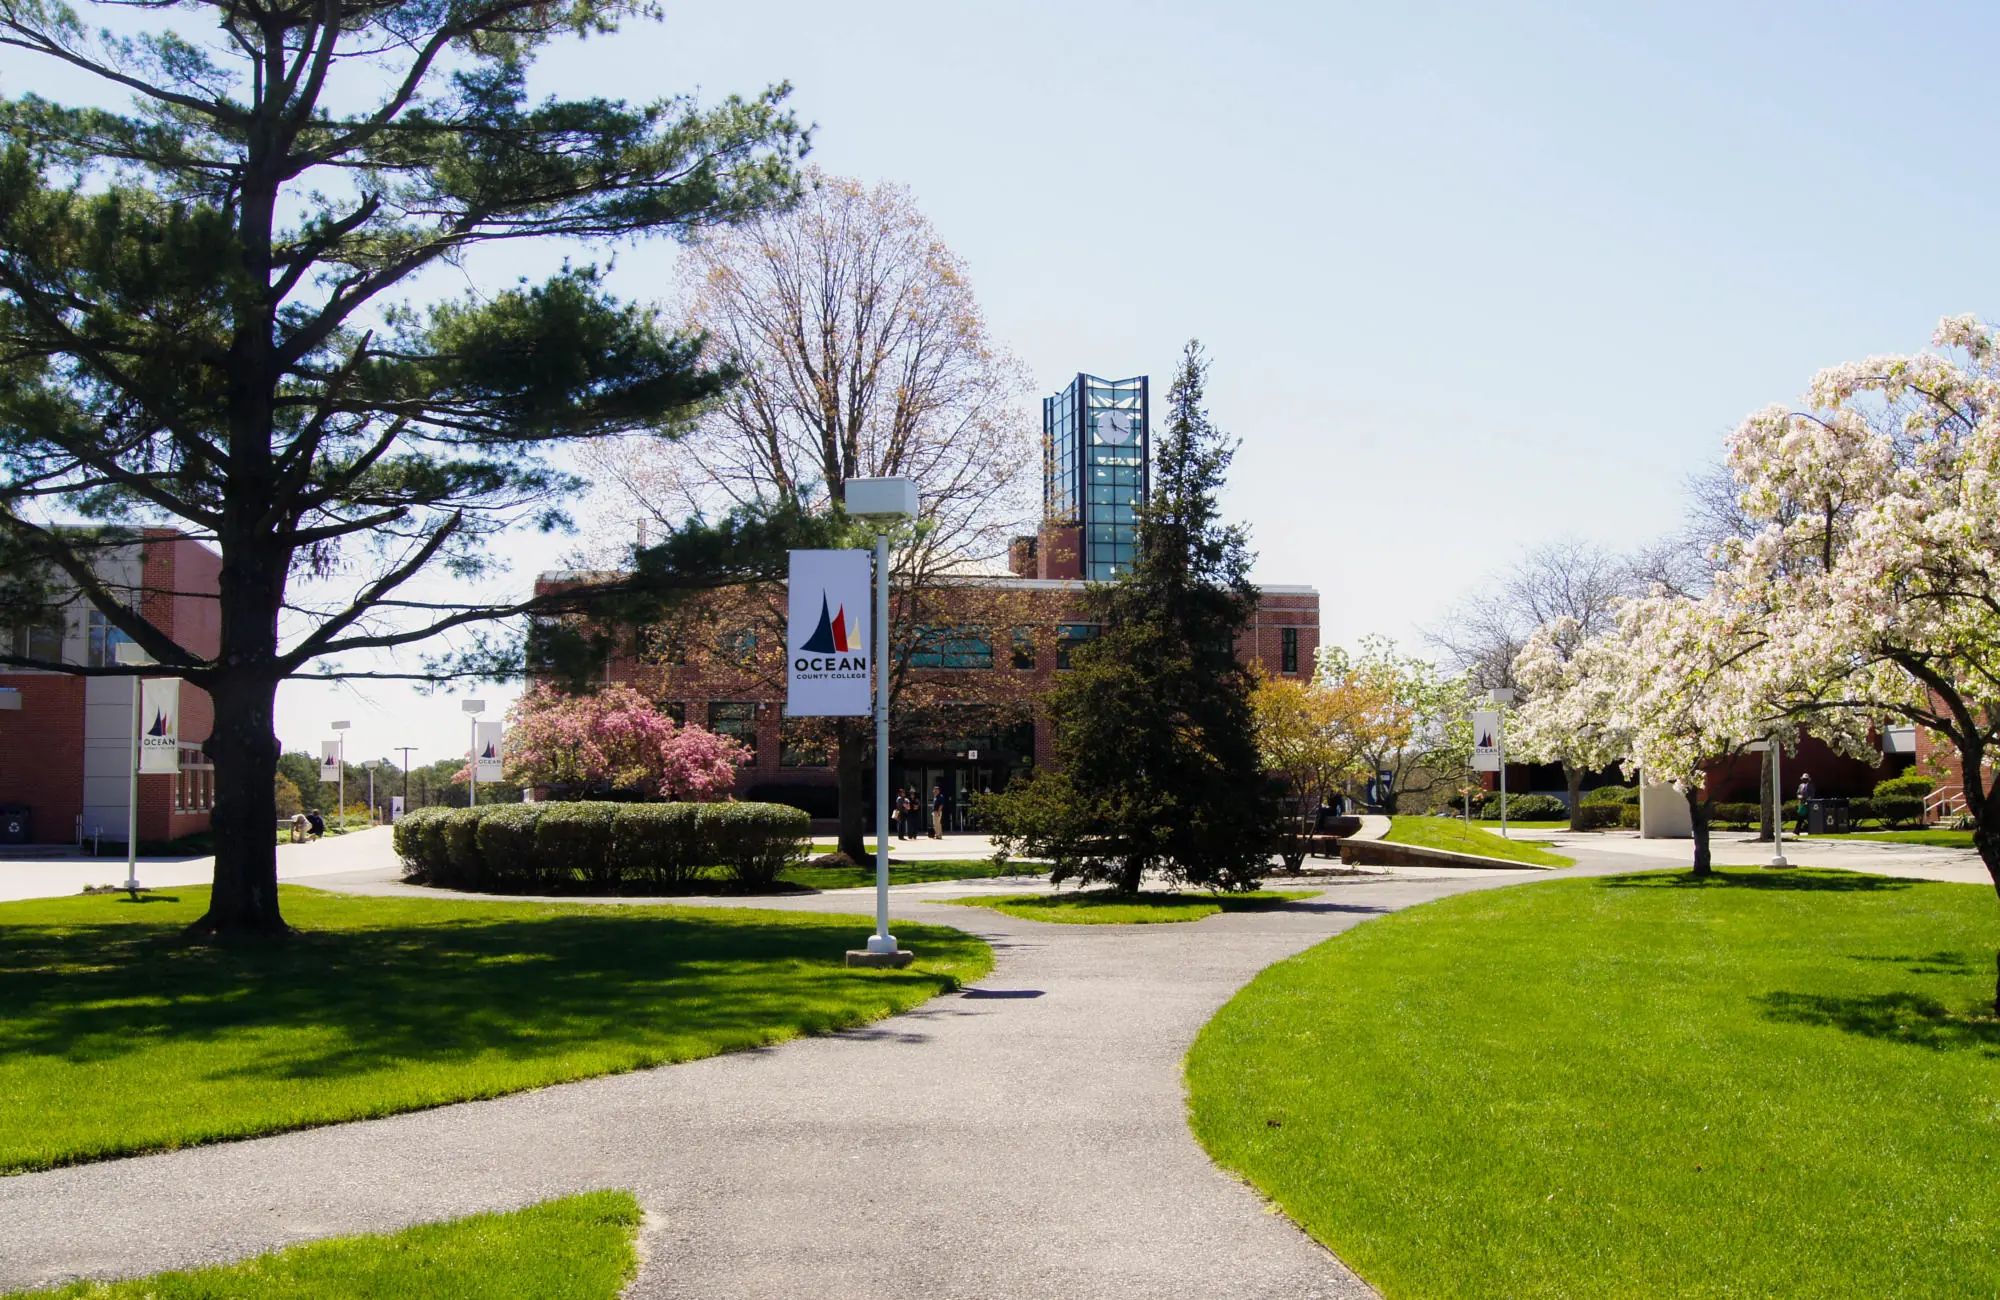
[390,795,406,823]
[320,739,341,783]
[786,549,872,717]
[138,678,181,775]
[474,720,504,782]
[1471,709,1503,772]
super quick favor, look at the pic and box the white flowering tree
[1509,615,1632,828]
[1722,313,2000,1010]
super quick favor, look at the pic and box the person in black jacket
[930,784,946,839]
[1794,773,1815,834]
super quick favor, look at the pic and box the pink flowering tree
[1720,313,2000,1010]
[500,684,744,801]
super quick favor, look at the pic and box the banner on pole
[786,549,872,717]
[390,795,406,823]
[137,678,181,774]
[474,720,503,782]
[1471,710,1502,772]
[320,740,341,783]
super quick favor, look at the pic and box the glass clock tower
[1043,373,1149,581]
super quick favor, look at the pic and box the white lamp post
[114,641,155,891]
[1487,687,1515,838]
[331,720,351,831]
[363,759,382,824]
[842,476,918,965]
[462,700,486,807]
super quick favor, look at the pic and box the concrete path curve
[0,851,1629,1300]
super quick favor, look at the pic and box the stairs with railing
[1926,785,1965,825]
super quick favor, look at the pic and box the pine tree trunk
[189,671,287,937]
[1687,787,1712,879]
[1565,765,1584,831]
[1118,856,1144,894]
[835,717,867,861]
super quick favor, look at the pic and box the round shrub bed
[394,801,809,894]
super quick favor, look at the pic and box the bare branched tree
[587,170,1036,855]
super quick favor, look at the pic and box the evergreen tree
[983,342,1277,891]
[0,0,812,935]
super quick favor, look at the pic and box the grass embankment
[785,859,1027,890]
[1384,816,1573,867]
[0,886,989,1173]
[1469,818,1569,830]
[1187,869,2000,1298]
[944,890,1314,925]
[5,1191,640,1299]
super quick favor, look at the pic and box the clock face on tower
[1094,410,1134,445]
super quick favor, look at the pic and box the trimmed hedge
[1873,773,1936,800]
[1872,795,1925,828]
[1480,793,1568,821]
[1572,804,1622,830]
[395,801,809,895]
[1581,785,1640,806]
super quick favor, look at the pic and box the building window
[1056,623,1099,670]
[659,700,687,727]
[177,747,215,812]
[708,702,757,761]
[10,620,61,664]
[716,627,757,667]
[1281,627,1299,674]
[779,711,829,768]
[909,627,993,670]
[1011,627,1036,671]
[87,610,133,668]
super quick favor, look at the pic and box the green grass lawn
[1385,816,1574,867]
[1187,869,2000,1299]
[942,889,1315,924]
[5,1191,639,1299]
[1470,818,1570,830]
[0,885,989,1173]
[784,859,1029,890]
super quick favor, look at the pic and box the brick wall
[0,673,86,844]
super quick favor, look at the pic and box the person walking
[930,783,946,839]
[893,788,911,840]
[1794,772,1815,835]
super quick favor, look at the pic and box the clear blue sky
[13,2,1998,764]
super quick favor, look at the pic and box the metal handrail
[1924,787,1963,824]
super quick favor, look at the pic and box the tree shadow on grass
[1757,990,2000,1056]
[1850,952,1982,977]
[0,907,984,1086]
[1596,868,1916,892]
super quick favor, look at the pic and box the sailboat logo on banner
[799,595,857,655]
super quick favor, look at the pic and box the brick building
[534,367,1320,830]
[0,530,220,847]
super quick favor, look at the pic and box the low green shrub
[1484,793,1568,821]
[1582,785,1640,806]
[1873,772,1936,801]
[391,800,808,895]
[1617,804,1641,829]
[1710,802,1761,829]
[1573,804,1623,830]
[534,802,617,890]
[701,802,810,890]
[611,803,704,891]
[392,806,448,870]
[1846,796,1873,825]
[1872,795,1926,828]
[474,804,544,884]
[439,807,485,887]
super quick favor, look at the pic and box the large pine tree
[984,342,1277,892]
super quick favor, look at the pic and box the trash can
[0,803,29,845]
[1807,799,1851,835]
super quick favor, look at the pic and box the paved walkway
[2,829,1988,1296]
[0,826,403,902]
[0,838,1631,1299]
